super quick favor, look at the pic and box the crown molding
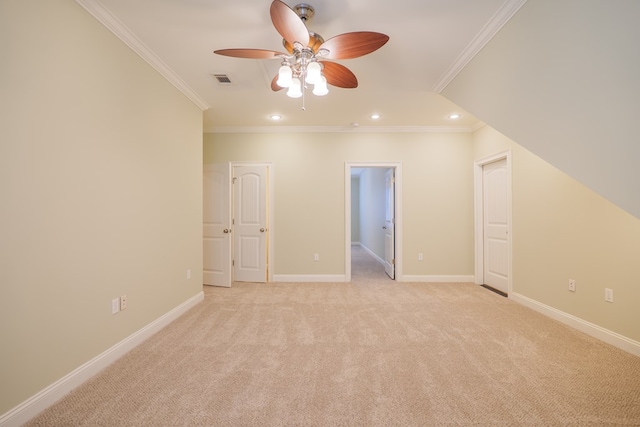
[470,121,487,132]
[204,125,481,134]
[432,0,528,93]
[75,0,210,111]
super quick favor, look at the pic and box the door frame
[345,162,403,282]
[474,150,512,295]
[231,162,275,283]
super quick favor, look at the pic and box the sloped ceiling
[442,0,640,219]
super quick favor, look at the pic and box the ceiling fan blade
[214,48,285,59]
[270,0,309,47]
[271,74,285,91]
[321,61,358,89]
[320,32,389,60]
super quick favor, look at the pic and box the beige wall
[204,131,474,277]
[474,126,640,342]
[443,0,640,219]
[0,0,203,414]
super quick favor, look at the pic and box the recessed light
[448,113,461,119]
[269,114,282,120]
[370,114,381,120]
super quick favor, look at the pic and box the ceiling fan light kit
[214,0,389,110]
[276,40,328,99]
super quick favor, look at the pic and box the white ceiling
[81,0,526,131]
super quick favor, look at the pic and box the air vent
[213,74,232,84]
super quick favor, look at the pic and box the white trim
[511,293,640,357]
[360,244,385,266]
[401,275,475,283]
[432,0,528,93]
[474,150,513,295]
[0,291,204,427]
[470,122,487,132]
[204,126,478,134]
[272,275,347,283]
[74,0,210,111]
[345,162,403,283]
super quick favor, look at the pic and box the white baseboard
[0,291,205,427]
[272,275,347,283]
[511,292,640,357]
[359,244,385,266]
[401,275,475,283]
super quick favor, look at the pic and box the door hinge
[232,260,235,266]
[232,177,237,184]
[392,259,395,265]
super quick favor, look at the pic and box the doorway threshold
[480,284,507,298]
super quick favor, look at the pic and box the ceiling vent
[212,73,233,84]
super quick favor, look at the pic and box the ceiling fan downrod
[293,3,314,22]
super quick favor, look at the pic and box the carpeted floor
[27,246,640,426]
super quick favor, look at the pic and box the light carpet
[27,246,640,426]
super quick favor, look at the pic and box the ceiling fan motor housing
[283,32,324,53]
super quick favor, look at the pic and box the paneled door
[384,168,395,279]
[203,163,231,287]
[233,165,268,283]
[483,159,509,294]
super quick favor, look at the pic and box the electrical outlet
[418,253,424,261]
[605,288,614,303]
[120,294,128,310]
[568,279,576,292]
[313,253,319,262]
[186,269,191,279]
[111,298,120,315]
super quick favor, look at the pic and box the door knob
[260,228,265,232]
[382,226,387,229]
[223,229,229,234]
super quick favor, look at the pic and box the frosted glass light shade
[276,65,293,88]
[312,76,328,96]
[305,61,322,84]
[287,78,302,98]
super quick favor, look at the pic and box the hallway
[351,244,392,283]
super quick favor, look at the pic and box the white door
[233,165,268,283]
[483,159,509,294]
[203,163,231,287]
[384,168,395,279]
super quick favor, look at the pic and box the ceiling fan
[214,0,389,104]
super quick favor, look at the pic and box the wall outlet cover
[605,288,614,303]
[111,298,120,315]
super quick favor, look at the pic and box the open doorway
[345,162,403,282]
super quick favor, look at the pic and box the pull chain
[302,70,306,111]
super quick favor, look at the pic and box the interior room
[2,0,639,425]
